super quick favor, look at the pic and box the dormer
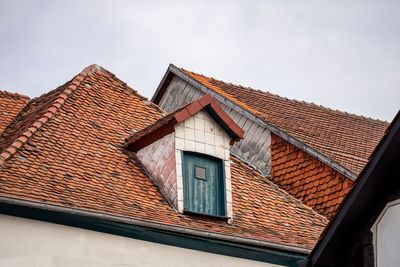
[125,94,244,220]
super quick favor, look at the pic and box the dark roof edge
[0,195,310,254]
[303,110,400,266]
[152,64,357,180]
[151,63,176,103]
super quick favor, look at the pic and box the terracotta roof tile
[0,91,30,135]
[271,133,354,218]
[0,65,326,250]
[181,69,389,175]
[0,65,96,165]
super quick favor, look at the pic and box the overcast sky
[1,0,399,121]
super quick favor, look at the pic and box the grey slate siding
[159,76,272,176]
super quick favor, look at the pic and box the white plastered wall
[372,198,400,267]
[0,214,283,267]
[174,110,233,219]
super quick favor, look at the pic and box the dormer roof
[125,94,244,152]
[152,65,389,178]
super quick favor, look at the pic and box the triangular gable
[125,94,244,152]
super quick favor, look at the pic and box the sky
[0,0,399,121]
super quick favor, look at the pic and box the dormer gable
[125,94,244,220]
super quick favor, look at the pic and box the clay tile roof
[0,64,327,250]
[0,91,30,135]
[125,94,244,151]
[181,69,389,175]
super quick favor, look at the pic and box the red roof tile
[0,91,30,135]
[181,70,389,175]
[0,65,326,250]
[271,133,354,219]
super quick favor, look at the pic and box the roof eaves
[0,65,97,166]
[161,65,357,180]
[0,195,311,254]
[125,118,177,152]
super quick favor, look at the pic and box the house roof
[0,91,30,134]
[0,64,327,251]
[153,66,388,176]
[125,93,244,152]
[301,110,400,266]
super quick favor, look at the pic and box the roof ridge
[244,87,389,125]
[0,64,97,166]
[0,90,30,101]
[181,68,389,125]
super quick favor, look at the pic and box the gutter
[0,196,310,254]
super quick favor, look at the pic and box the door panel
[183,152,225,216]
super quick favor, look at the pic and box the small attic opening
[182,151,226,217]
[125,94,244,220]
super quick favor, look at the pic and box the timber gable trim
[152,64,358,180]
[125,94,244,152]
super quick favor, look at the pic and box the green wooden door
[183,152,225,216]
